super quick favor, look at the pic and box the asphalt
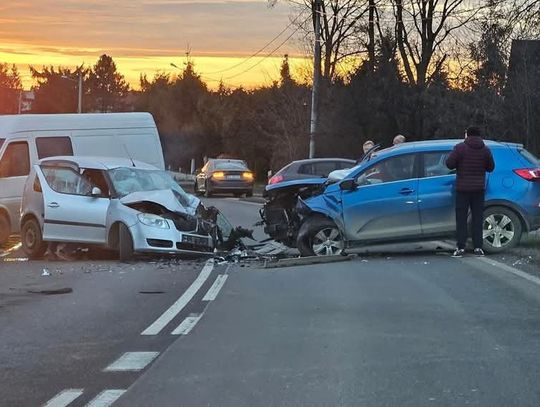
[117,252,540,407]
[2,196,540,406]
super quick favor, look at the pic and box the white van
[0,112,165,243]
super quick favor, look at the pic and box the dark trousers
[456,191,485,250]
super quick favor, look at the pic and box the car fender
[299,191,346,233]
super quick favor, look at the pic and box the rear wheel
[118,223,134,262]
[0,212,10,245]
[21,218,47,259]
[483,206,522,253]
[297,217,344,257]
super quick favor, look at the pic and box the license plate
[227,175,241,180]
[182,234,210,247]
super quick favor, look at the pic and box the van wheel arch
[0,209,11,244]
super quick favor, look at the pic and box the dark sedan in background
[268,158,356,185]
[195,158,254,197]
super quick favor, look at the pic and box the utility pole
[309,0,322,159]
[77,71,82,114]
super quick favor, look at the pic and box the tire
[246,190,253,198]
[0,212,10,245]
[21,218,47,259]
[297,216,344,257]
[483,206,522,253]
[204,181,213,198]
[118,223,134,262]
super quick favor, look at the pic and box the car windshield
[214,161,247,170]
[108,167,195,207]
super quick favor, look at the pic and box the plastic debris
[41,268,50,276]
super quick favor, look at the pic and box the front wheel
[21,218,47,259]
[118,223,134,262]
[483,206,522,253]
[297,217,344,257]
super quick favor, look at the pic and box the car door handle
[399,188,415,195]
[47,202,60,208]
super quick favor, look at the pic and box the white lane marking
[477,256,540,287]
[171,314,203,335]
[86,390,126,407]
[104,352,159,372]
[434,240,540,287]
[202,274,228,301]
[43,389,84,407]
[141,259,214,335]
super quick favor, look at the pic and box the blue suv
[261,140,540,256]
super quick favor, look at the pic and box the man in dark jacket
[446,126,495,257]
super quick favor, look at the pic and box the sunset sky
[0,0,309,89]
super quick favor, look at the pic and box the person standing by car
[446,126,495,257]
[393,134,406,145]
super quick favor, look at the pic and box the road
[1,197,540,406]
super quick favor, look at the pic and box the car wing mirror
[91,186,102,197]
[339,179,357,191]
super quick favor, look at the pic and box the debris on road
[41,269,50,276]
[263,254,357,269]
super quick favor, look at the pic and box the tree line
[0,0,539,178]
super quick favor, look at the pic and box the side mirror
[91,186,102,197]
[339,179,356,191]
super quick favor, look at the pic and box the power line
[200,11,307,76]
[221,15,310,81]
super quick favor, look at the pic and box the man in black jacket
[446,126,495,257]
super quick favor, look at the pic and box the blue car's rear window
[519,149,540,165]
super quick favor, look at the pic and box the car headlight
[137,213,170,229]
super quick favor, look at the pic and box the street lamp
[61,72,83,114]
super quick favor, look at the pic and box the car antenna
[122,144,136,167]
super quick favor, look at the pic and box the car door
[341,153,421,242]
[417,151,456,235]
[35,164,109,243]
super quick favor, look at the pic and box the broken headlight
[137,213,170,229]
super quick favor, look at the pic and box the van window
[36,137,73,159]
[0,142,30,178]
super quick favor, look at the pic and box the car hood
[120,189,200,216]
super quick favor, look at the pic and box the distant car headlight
[137,213,170,229]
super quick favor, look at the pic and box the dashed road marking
[104,352,159,372]
[171,314,204,335]
[85,389,126,407]
[202,274,228,301]
[43,389,84,407]
[141,259,214,335]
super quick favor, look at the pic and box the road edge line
[434,240,540,288]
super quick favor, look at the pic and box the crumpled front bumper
[129,220,214,255]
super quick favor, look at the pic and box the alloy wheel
[311,227,344,256]
[483,214,515,248]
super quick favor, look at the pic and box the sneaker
[474,248,485,257]
[452,248,465,258]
